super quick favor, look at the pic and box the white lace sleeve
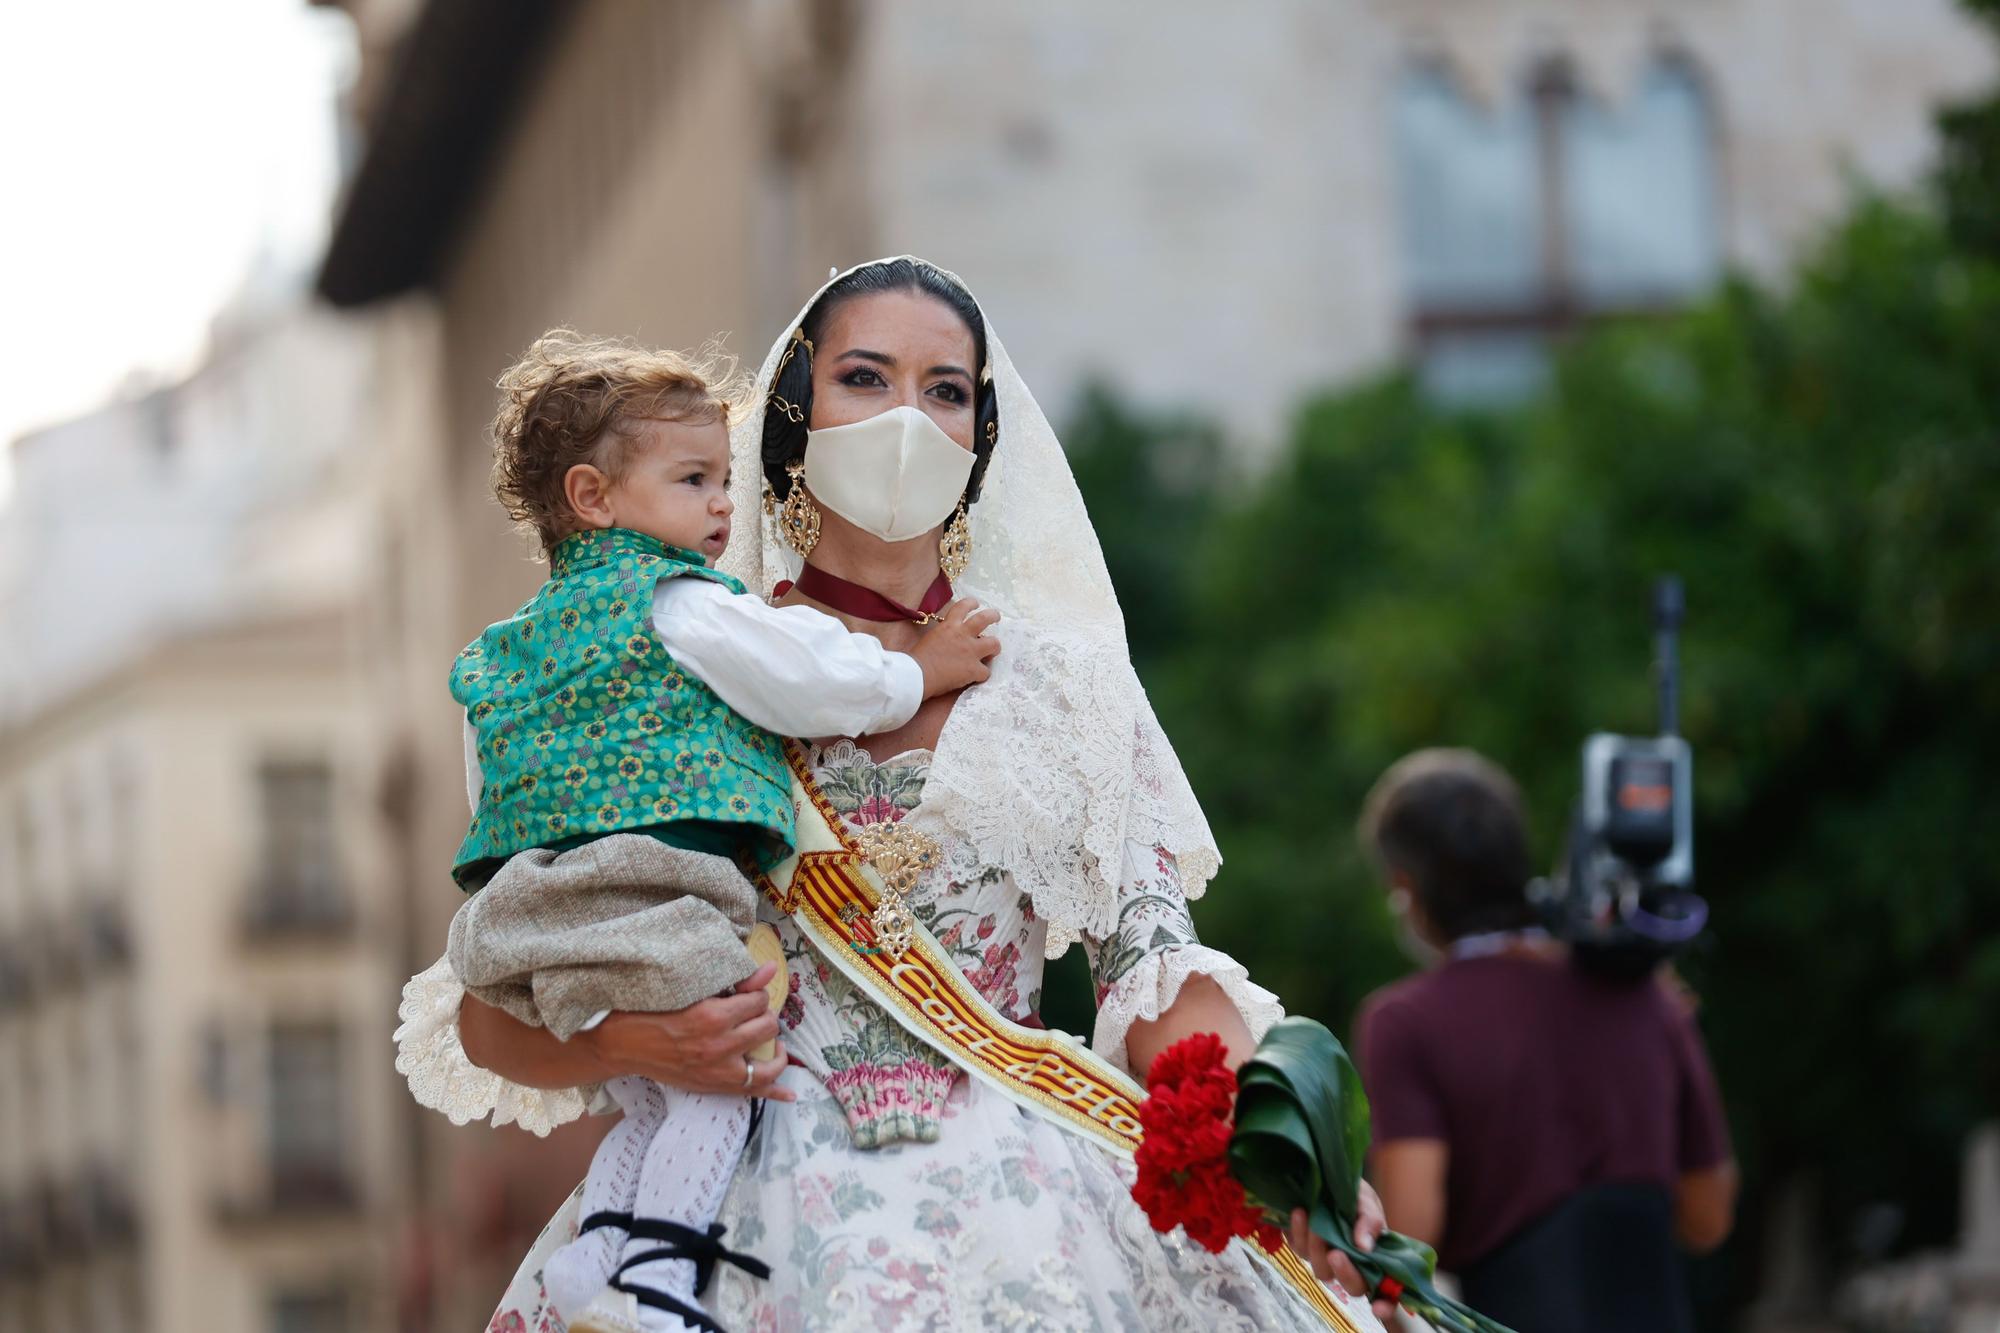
[393,954,603,1136]
[1084,841,1285,1078]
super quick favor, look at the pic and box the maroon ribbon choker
[776,564,954,624]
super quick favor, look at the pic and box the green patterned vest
[449,528,793,888]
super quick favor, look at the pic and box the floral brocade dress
[424,742,1385,1333]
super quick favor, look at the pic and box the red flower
[1130,1033,1282,1254]
[1147,1031,1229,1089]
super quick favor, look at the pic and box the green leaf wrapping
[1228,1018,1518,1333]
[1236,1020,1361,1218]
[1229,1088,1321,1210]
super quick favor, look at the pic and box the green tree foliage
[1068,199,2000,1256]
[1062,385,1229,673]
[1940,0,2000,261]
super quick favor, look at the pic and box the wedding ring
[742,1055,756,1089]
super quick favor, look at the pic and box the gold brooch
[852,821,939,957]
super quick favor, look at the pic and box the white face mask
[802,406,975,544]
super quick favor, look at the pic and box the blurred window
[1393,56,1720,401]
[1394,63,1545,312]
[250,758,347,930]
[267,1021,348,1204]
[1418,330,1557,404]
[15,795,37,899]
[271,1286,350,1333]
[199,1020,233,1105]
[1,798,19,920]
[107,747,139,882]
[1559,60,1720,303]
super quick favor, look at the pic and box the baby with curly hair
[446,330,998,1332]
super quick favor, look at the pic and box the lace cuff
[393,955,602,1137]
[1090,944,1286,1078]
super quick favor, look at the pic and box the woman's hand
[580,963,794,1100]
[1288,1181,1400,1320]
[459,963,795,1101]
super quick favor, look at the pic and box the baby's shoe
[545,1221,628,1326]
[563,1281,711,1333]
[562,1286,643,1333]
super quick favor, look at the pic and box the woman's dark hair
[760,258,999,506]
[1358,749,1538,941]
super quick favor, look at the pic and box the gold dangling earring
[774,459,820,558]
[939,497,971,582]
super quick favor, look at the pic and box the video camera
[1531,577,1708,979]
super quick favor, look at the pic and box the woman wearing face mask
[398,258,1394,1332]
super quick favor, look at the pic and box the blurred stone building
[307,2,1996,1330]
[0,300,403,1333]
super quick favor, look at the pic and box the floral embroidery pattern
[814,750,929,832]
[820,1023,958,1148]
[1085,855,1201,1001]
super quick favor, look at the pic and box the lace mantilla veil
[721,257,1221,958]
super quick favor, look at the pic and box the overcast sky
[0,0,353,502]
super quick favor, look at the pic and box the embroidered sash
[760,741,1365,1332]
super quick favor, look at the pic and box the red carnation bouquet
[1132,1021,1515,1333]
[1131,1032,1285,1255]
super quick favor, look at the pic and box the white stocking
[613,1090,754,1332]
[543,1076,666,1322]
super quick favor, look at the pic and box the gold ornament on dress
[985,419,998,447]
[939,497,972,583]
[852,819,940,958]
[772,458,820,557]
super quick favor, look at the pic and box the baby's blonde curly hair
[490,329,748,556]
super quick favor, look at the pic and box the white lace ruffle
[1091,944,1287,1079]
[910,619,1222,960]
[393,955,599,1137]
[718,258,1223,959]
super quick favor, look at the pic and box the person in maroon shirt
[1351,749,1737,1333]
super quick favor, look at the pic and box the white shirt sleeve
[651,576,924,738]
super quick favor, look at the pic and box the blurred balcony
[206,1018,359,1228]
[212,1160,362,1228]
[4,1165,136,1274]
[0,935,29,1013]
[81,1163,141,1250]
[14,912,85,1000]
[82,899,133,972]
[0,1189,46,1279]
[0,904,137,1014]
[238,874,355,945]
